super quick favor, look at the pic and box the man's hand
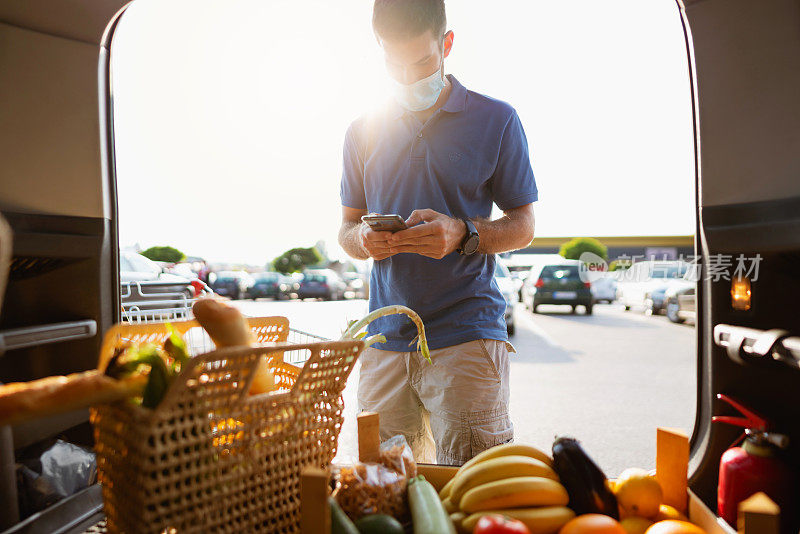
[339,207,399,261]
[387,209,467,259]
[359,223,396,261]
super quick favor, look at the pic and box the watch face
[464,234,480,255]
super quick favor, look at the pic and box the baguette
[192,298,276,395]
[0,299,272,427]
[192,297,255,347]
[0,371,147,426]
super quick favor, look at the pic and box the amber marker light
[731,276,752,311]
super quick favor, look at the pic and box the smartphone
[361,214,408,233]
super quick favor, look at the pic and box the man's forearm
[339,221,370,260]
[473,210,535,255]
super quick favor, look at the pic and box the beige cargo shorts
[357,338,515,466]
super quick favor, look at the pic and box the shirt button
[418,132,423,138]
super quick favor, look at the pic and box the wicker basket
[91,318,363,533]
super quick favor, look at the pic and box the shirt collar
[389,74,467,120]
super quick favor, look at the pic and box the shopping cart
[120,280,196,324]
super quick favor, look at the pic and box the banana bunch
[440,443,576,534]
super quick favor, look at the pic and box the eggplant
[551,436,619,519]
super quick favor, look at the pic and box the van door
[682,1,800,531]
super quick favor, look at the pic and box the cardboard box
[302,417,777,534]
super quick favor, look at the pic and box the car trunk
[0,0,799,531]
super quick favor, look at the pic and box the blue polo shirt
[340,74,538,351]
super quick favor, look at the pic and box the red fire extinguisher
[712,394,793,529]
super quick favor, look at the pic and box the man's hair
[372,0,447,44]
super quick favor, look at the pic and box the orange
[560,514,626,534]
[620,517,653,534]
[645,520,707,534]
[614,468,663,519]
[653,505,688,522]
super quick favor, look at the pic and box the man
[338,0,537,465]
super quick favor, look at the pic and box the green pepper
[106,344,172,408]
[132,345,171,409]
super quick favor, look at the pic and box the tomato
[474,514,531,534]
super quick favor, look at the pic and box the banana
[450,512,469,534]
[463,506,575,534]
[442,496,458,514]
[450,455,558,505]
[439,476,456,500]
[459,476,569,513]
[460,443,553,473]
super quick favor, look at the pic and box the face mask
[390,61,446,112]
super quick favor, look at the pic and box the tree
[141,245,185,263]
[272,247,324,274]
[559,237,608,261]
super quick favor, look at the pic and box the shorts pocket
[464,408,514,457]
[477,339,501,381]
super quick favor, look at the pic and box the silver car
[494,262,518,336]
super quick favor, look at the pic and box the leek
[341,305,431,363]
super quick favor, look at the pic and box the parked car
[246,272,290,300]
[342,272,368,299]
[159,260,213,297]
[643,278,694,315]
[502,253,565,300]
[209,271,254,300]
[590,273,618,304]
[120,251,186,283]
[494,261,518,336]
[665,284,696,324]
[297,270,346,301]
[616,261,689,311]
[521,260,594,314]
[644,284,670,315]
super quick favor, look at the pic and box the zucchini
[329,497,359,534]
[354,514,404,534]
[408,475,457,534]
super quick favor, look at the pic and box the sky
[111,0,695,266]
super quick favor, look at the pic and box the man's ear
[443,30,454,58]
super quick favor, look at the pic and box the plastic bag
[333,434,417,521]
[16,439,97,518]
[376,434,417,479]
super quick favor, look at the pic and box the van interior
[1,0,799,532]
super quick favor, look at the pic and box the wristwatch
[458,219,480,256]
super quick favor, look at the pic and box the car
[297,270,346,301]
[119,251,189,284]
[665,284,696,324]
[246,272,291,300]
[643,284,670,315]
[502,253,565,300]
[521,260,594,314]
[159,260,213,298]
[208,271,254,300]
[342,272,368,299]
[494,261,518,336]
[590,273,618,304]
[641,277,693,315]
[616,261,689,312]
